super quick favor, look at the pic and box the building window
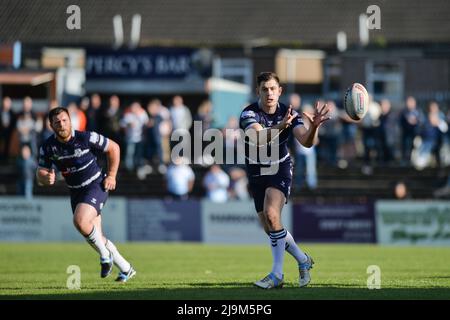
[213,58,253,88]
[366,60,404,103]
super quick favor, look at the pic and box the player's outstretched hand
[280,106,297,129]
[302,101,331,128]
[103,175,116,191]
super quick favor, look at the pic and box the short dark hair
[48,107,70,122]
[256,72,280,87]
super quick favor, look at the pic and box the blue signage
[293,203,376,243]
[85,47,211,79]
[127,199,202,241]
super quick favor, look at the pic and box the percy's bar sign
[85,47,211,80]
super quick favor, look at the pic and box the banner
[127,199,201,241]
[86,47,211,79]
[0,197,127,242]
[293,203,375,243]
[376,200,450,245]
[201,200,292,244]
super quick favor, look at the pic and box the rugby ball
[344,83,369,121]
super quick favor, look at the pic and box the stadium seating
[0,162,445,200]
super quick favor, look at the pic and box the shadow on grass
[1,283,450,300]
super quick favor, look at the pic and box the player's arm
[103,138,120,191]
[36,146,55,186]
[294,101,331,148]
[245,107,296,146]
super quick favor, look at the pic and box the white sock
[85,225,110,260]
[105,239,131,273]
[269,229,287,279]
[284,230,308,265]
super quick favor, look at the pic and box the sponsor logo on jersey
[241,110,256,119]
[89,132,100,144]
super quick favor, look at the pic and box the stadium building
[0,0,449,251]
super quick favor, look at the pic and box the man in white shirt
[170,95,192,131]
[203,165,230,203]
[166,156,195,200]
[120,102,149,171]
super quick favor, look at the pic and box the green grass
[0,243,450,299]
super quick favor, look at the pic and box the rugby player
[240,72,330,289]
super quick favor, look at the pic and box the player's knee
[264,208,280,229]
[73,215,91,232]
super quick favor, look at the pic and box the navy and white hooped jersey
[38,130,109,189]
[239,102,304,177]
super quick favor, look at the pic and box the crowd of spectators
[0,92,449,200]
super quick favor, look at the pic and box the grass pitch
[0,243,449,300]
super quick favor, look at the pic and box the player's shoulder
[40,133,57,149]
[70,130,88,144]
[240,102,259,119]
[39,134,61,159]
[75,130,103,142]
[242,102,259,111]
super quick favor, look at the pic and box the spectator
[192,99,214,165]
[120,102,149,172]
[289,93,301,112]
[400,96,423,165]
[16,96,39,157]
[170,95,192,131]
[293,103,317,190]
[416,101,448,168]
[166,156,195,200]
[79,96,90,114]
[203,164,230,203]
[378,99,396,164]
[393,181,411,200]
[86,93,102,132]
[145,99,171,173]
[169,95,192,157]
[317,100,342,166]
[0,96,16,161]
[67,102,87,131]
[228,167,249,200]
[339,112,358,167]
[221,116,242,171]
[360,96,382,167]
[194,100,213,131]
[16,144,37,200]
[158,101,173,167]
[102,95,123,151]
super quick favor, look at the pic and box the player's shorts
[70,175,108,215]
[247,162,292,213]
